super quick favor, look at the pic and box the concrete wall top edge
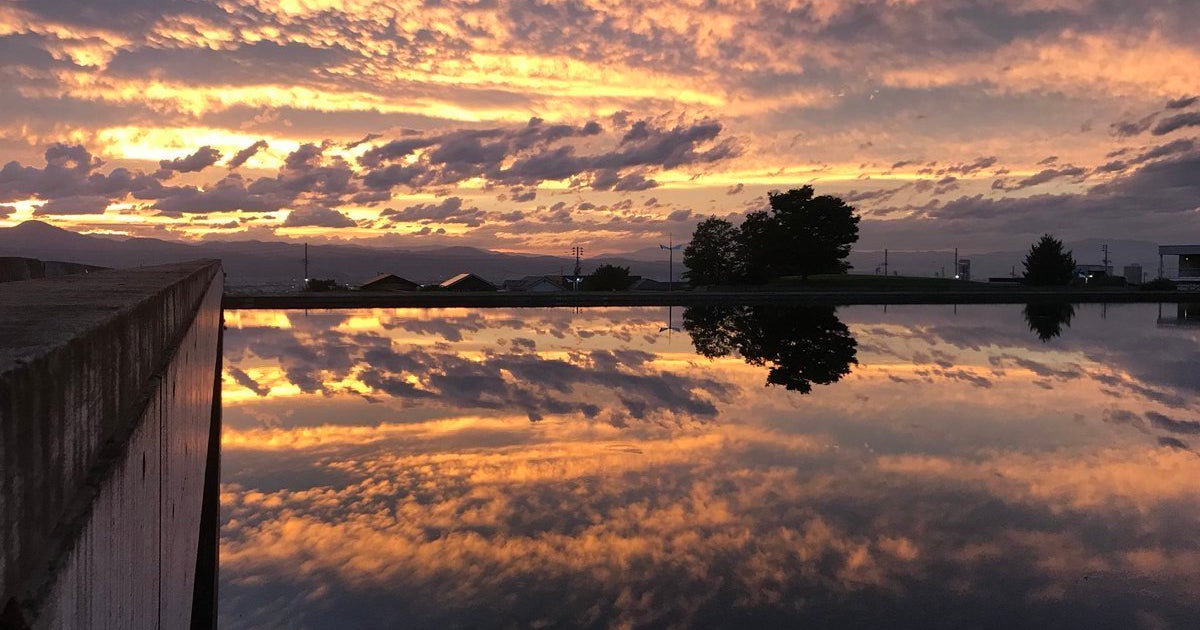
[0,259,223,625]
[0,260,220,373]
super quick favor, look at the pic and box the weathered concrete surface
[0,257,107,283]
[0,260,222,629]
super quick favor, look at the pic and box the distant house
[630,277,672,291]
[502,275,566,292]
[1074,263,1110,280]
[439,273,497,291]
[360,273,420,291]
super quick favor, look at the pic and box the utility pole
[304,242,309,280]
[1102,244,1111,275]
[954,247,958,279]
[883,249,889,277]
[571,246,583,291]
[660,236,682,291]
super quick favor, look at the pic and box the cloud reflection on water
[219,305,1200,629]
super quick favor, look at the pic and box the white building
[1123,264,1143,284]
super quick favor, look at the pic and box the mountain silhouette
[0,221,669,287]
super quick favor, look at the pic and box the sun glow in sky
[2,1,1200,253]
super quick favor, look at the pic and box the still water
[219,304,1200,629]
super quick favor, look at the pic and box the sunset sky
[2,0,1199,254]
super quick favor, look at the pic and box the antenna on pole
[660,235,682,291]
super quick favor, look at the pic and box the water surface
[219,304,1200,629]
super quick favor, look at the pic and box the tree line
[680,185,1086,288]
[683,185,861,285]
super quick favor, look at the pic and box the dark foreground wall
[0,257,108,283]
[0,260,223,629]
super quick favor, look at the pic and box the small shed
[360,273,420,291]
[439,273,497,291]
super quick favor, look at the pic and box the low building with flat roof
[1158,245,1200,285]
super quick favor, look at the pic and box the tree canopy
[682,186,860,285]
[682,217,738,285]
[583,264,634,290]
[1023,234,1076,286]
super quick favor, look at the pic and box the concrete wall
[0,257,108,283]
[0,260,223,629]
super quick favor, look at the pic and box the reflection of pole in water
[659,304,680,341]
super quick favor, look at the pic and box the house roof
[363,273,398,284]
[503,275,566,291]
[361,273,419,289]
[1160,245,1200,256]
[439,273,497,289]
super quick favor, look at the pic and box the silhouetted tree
[583,264,634,290]
[683,304,858,392]
[759,186,860,280]
[682,217,739,285]
[736,209,780,284]
[1023,302,1075,342]
[1023,234,1076,286]
[682,186,860,285]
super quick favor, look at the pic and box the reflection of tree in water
[1023,302,1075,342]
[683,305,857,392]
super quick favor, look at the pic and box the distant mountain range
[0,221,672,288]
[0,220,1170,288]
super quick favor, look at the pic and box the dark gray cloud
[1146,411,1200,435]
[1152,112,1200,136]
[866,144,1200,247]
[1157,436,1191,451]
[379,197,487,226]
[227,140,269,169]
[32,195,110,215]
[152,174,292,214]
[1111,113,1158,137]
[943,156,997,175]
[282,206,356,228]
[994,166,1086,191]
[0,143,166,206]
[358,117,739,193]
[1166,96,1198,110]
[227,366,271,397]
[158,145,223,174]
